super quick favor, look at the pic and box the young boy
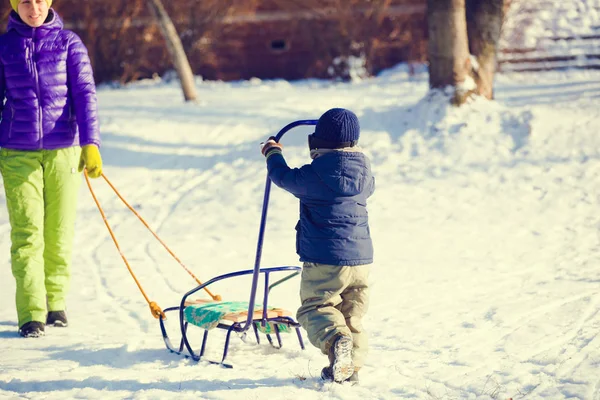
[260,108,375,383]
[0,0,103,338]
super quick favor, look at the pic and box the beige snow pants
[296,262,370,368]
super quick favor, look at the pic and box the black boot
[19,321,45,338]
[47,311,68,327]
[321,366,334,381]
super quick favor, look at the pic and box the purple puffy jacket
[0,10,100,150]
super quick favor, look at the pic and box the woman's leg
[0,149,46,327]
[42,147,81,313]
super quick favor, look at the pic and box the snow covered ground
[499,0,600,71]
[1,66,600,399]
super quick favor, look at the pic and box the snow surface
[1,66,600,399]
[499,0,600,71]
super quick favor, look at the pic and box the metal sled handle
[241,119,318,332]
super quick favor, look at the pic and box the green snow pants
[0,147,81,328]
[296,262,370,368]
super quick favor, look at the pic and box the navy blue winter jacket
[266,150,375,266]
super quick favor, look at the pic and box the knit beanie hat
[310,108,360,149]
[11,0,52,11]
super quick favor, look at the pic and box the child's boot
[347,367,359,384]
[321,366,334,381]
[321,366,360,384]
[327,335,354,382]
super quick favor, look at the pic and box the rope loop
[149,301,166,319]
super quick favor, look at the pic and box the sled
[157,119,318,367]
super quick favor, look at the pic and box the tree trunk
[427,0,471,101]
[147,0,197,102]
[466,0,504,99]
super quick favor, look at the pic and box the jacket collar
[7,9,63,38]
[310,146,363,160]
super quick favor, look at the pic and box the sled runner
[87,119,317,368]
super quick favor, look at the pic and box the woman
[0,0,103,337]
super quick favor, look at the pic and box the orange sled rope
[84,171,221,319]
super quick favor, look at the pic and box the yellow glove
[78,144,103,178]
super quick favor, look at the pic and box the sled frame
[158,119,318,367]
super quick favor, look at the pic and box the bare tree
[265,0,400,81]
[165,0,260,81]
[428,0,505,105]
[147,0,197,102]
[53,0,153,84]
[331,0,394,80]
[466,0,504,99]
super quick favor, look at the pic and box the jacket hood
[7,9,62,37]
[311,151,372,196]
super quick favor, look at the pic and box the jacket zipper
[32,28,43,149]
[8,104,14,138]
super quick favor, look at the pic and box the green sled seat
[184,300,292,334]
